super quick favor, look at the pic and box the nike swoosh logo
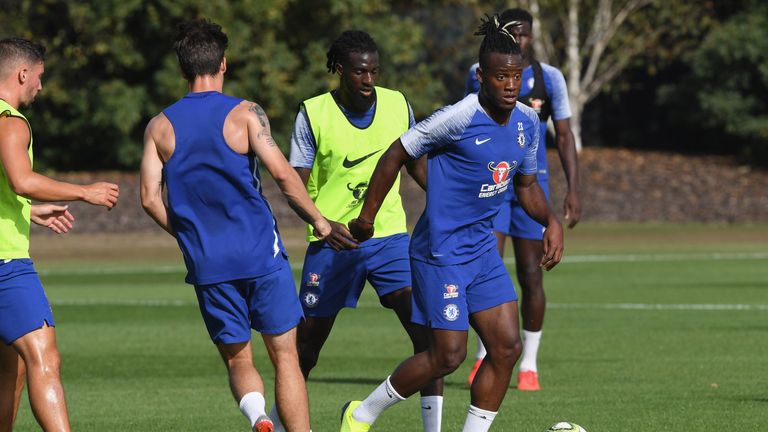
[343,150,382,168]
[422,406,432,410]
[475,137,491,145]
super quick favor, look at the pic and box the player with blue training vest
[140,19,337,432]
[0,37,120,432]
[341,15,564,432]
[274,30,443,432]
[465,8,581,391]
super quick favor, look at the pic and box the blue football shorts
[493,177,550,240]
[298,233,411,317]
[0,259,55,345]
[411,247,517,331]
[194,256,303,344]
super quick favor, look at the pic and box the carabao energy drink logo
[478,160,517,198]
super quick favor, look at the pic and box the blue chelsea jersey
[401,93,540,265]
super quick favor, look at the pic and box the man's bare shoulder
[145,112,171,134]
[0,115,30,145]
[232,100,269,123]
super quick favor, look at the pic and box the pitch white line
[47,299,768,311]
[504,251,768,264]
[35,251,768,277]
[548,303,768,311]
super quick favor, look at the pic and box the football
[544,422,587,432]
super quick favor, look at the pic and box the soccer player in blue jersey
[340,15,564,432]
[465,8,581,390]
[140,19,336,432]
[271,30,442,432]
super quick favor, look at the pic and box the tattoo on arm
[249,103,268,128]
[249,102,277,147]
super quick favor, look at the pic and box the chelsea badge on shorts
[443,304,459,321]
[303,291,319,308]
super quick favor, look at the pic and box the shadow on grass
[308,376,471,389]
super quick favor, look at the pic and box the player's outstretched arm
[513,172,564,270]
[30,204,74,234]
[0,116,119,208]
[554,118,581,228]
[245,102,336,244]
[405,155,427,191]
[140,115,174,236]
[349,139,412,242]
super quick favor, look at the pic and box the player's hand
[323,219,359,251]
[540,218,563,271]
[30,204,74,234]
[563,190,581,229]
[312,217,332,242]
[84,182,120,209]
[348,217,374,242]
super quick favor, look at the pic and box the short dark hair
[326,30,378,73]
[173,19,228,81]
[475,14,522,69]
[500,8,533,27]
[0,38,46,78]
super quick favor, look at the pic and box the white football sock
[475,333,487,360]
[462,404,497,432]
[239,392,267,427]
[268,404,284,431]
[421,395,443,432]
[353,376,406,424]
[519,329,542,372]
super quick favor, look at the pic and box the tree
[0,0,457,170]
[518,0,713,151]
[689,3,768,163]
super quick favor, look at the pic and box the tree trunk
[566,0,583,152]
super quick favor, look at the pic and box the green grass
[11,223,768,431]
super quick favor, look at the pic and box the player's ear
[335,63,343,76]
[476,66,483,85]
[220,57,227,74]
[18,66,27,85]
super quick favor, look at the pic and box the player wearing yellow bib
[0,38,119,432]
[268,31,443,432]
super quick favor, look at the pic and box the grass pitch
[11,223,768,431]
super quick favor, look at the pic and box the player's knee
[297,342,319,372]
[430,346,466,375]
[517,265,543,290]
[29,350,61,377]
[488,338,521,369]
[380,287,411,310]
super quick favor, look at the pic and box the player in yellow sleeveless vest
[274,31,443,432]
[0,38,119,432]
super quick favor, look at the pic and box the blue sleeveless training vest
[163,91,286,285]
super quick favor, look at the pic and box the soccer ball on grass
[544,422,587,432]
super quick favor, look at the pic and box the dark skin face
[335,51,379,113]
[477,51,523,125]
[508,21,533,67]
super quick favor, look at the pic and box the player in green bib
[268,31,443,432]
[0,38,120,431]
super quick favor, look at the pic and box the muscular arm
[246,103,331,240]
[0,117,118,207]
[294,167,311,186]
[513,172,564,270]
[139,116,174,236]
[349,139,412,241]
[405,155,427,191]
[554,118,581,228]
